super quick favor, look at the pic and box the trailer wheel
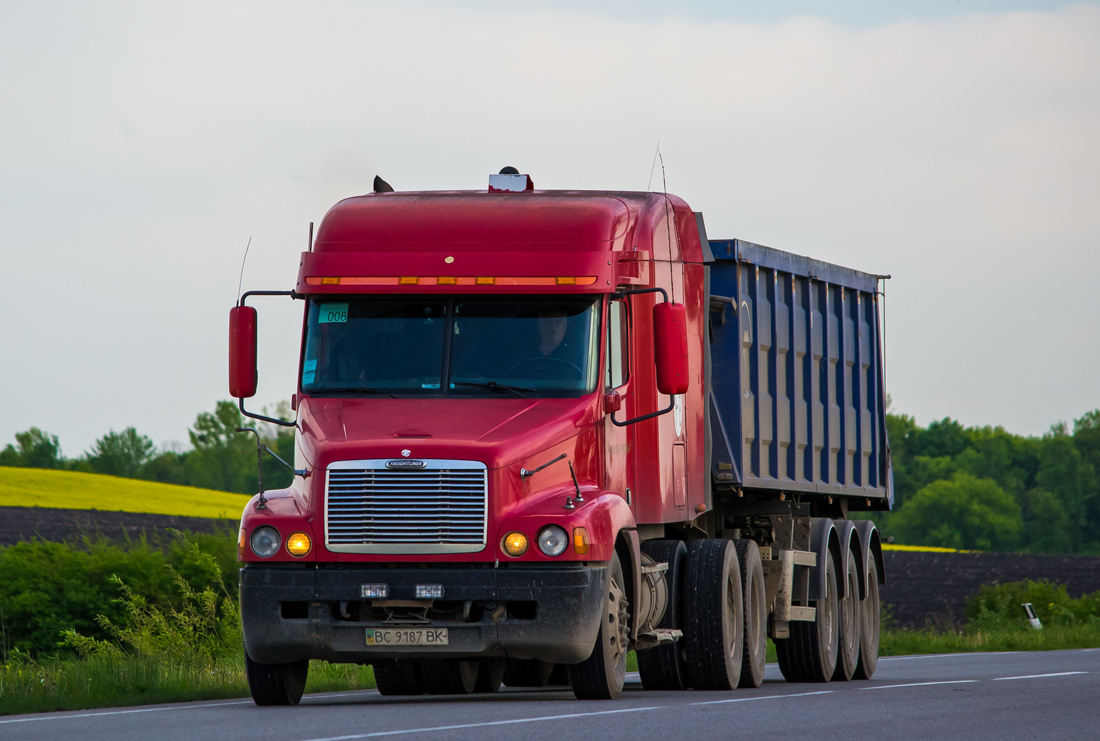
[831,547,862,681]
[569,553,629,700]
[637,539,689,691]
[245,651,308,706]
[422,659,479,694]
[775,547,839,683]
[502,659,555,687]
[683,539,743,691]
[735,539,767,688]
[475,657,506,693]
[373,659,425,696]
[854,556,880,680]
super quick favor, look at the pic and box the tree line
[884,410,1100,554]
[3,403,1099,554]
[0,402,295,495]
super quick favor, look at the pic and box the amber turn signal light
[502,532,528,557]
[573,527,589,555]
[286,532,312,557]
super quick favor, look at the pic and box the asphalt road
[2,649,1096,741]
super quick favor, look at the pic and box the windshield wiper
[451,381,534,399]
[315,387,397,398]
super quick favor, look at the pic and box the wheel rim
[844,564,859,664]
[865,565,880,652]
[823,563,839,668]
[725,571,739,659]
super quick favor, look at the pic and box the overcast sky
[1,1,1098,456]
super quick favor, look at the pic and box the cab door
[603,296,635,510]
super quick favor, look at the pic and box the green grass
[880,624,1100,655]
[0,467,249,520]
[0,654,375,716]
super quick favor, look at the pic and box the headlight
[502,532,528,557]
[538,525,568,557]
[286,532,312,557]
[250,526,281,558]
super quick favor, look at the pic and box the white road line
[303,690,380,700]
[862,680,978,690]
[690,690,834,706]
[993,672,1089,681]
[879,652,1018,662]
[298,706,663,741]
[0,700,253,725]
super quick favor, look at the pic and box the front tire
[683,539,743,691]
[569,553,629,700]
[245,651,308,706]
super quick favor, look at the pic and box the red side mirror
[653,302,689,395]
[229,306,258,398]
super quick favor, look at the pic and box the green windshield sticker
[318,304,348,324]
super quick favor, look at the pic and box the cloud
[0,1,1097,451]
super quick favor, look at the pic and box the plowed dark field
[0,506,237,546]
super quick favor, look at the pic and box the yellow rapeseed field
[882,543,971,553]
[0,467,250,520]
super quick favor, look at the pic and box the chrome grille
[324,459,488,554]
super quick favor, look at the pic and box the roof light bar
[305,276,598,287]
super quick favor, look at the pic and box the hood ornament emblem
[401,449,411,457]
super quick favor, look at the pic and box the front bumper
[240,563,608,665]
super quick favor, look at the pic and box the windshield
[301,296,601,398]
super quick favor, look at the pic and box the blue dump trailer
[707,238,892,505]
[637,227,893,688]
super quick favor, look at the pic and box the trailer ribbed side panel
[707,239,891,505]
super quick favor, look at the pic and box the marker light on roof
[488,173,533,193]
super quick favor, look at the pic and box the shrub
[965,579,1100,632]
[0,529,238,657]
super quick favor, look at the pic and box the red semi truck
[229,171,891,705]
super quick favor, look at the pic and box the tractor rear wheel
[683,539,743,691]
[374,659,425,696]
[735,539,767,688]
[637,539,689,691]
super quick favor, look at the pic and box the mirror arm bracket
[237,289,299,428]
[611,286,668,303]
[611,394,676,427]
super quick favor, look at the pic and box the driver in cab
[536,310,569,359]
[508,308,581,382]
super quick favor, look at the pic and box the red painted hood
[296,396,598,471]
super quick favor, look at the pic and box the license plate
[366,628,449,647]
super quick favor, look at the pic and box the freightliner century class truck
[229,170,892,705]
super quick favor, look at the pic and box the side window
[606,300,629,389]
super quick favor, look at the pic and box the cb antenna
[236,236,252,306]
[645,140,661,193]
[657,146,676,303]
